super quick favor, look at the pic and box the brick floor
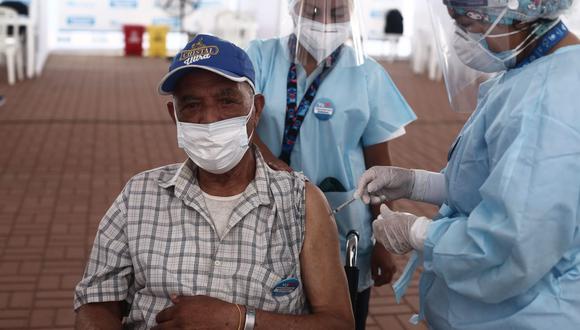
[0,55,468,329]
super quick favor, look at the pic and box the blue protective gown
[421,45,580,329]
[246,37,416,290]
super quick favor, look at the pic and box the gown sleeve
[424,94,580,303]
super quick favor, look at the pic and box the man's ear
[253,94,265,125]
[247,94,264,141]
[167,101,176,124]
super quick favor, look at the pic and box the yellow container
[147,25,170,58]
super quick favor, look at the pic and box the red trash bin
[123,25,145,56]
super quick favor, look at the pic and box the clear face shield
[283,0,367,68]
[563,0,580,30]
[428,0,558,112]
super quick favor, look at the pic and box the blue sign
[152,17,180,31]
[154,0,225,10]
[66,16,96,27]
[65,0,96,8]
[110,0,138,8]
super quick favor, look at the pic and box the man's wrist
[244,306,256,330]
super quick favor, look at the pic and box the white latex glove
[355,166,447,206]
[354,166,415,204]
[372,204,432,255]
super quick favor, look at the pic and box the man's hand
[153,295,241,330]
[371,243,397,286]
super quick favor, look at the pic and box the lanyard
[515,21,568,69]
[279,35,341,165]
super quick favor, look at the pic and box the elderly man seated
[73,34,354,329]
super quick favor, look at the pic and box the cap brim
[157,65,256,95]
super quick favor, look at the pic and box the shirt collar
[157,146,272,207]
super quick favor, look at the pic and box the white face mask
[453,22,543,73]
[175,103,255,174]
[298,17,350,63]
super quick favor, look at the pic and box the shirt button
[214,260,221,266]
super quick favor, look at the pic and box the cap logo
[179,38,220,65]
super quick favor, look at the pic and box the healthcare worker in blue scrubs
[246,0,416,328]
[355,0,580,328]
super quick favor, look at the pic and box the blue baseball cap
[158,34,256,95]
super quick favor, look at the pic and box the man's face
[294,0,351,24]
[167,69,264,145]
[171,69,254,124]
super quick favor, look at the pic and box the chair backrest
[0,6,18,43]
[384,9,404,35]
[0,1,28,16]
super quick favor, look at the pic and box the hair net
[446,0,576,24]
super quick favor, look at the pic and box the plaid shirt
[74,149,309,328]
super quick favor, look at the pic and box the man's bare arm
[75,302,123,330]
[252,182,354,329]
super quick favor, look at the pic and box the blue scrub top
[247,36,416,290]
[420,45,580,328]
